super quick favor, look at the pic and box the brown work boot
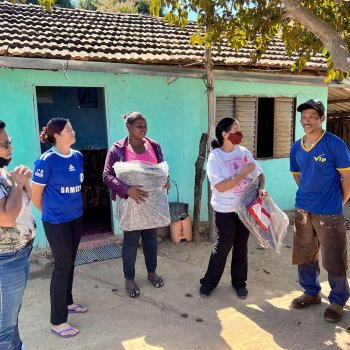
[291,293,321,309]
[324,303,343,323]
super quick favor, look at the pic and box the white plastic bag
[113,161,171,231]
[236,177,289,254]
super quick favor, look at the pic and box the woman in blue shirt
[32,118,86,338]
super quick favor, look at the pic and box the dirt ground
[20,208,350,350]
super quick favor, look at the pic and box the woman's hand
[259,189,267,199]
[162,180,170,191]
[126,186,148,204]
[241,163,255,177]
[10,165,32,187]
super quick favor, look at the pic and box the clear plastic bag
[236,177,289,254]
[113,161,171,231]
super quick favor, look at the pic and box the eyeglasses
[0,138,12,149]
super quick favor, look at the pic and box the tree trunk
[193,133,208,243]
[282,0,350,73]
[204,46,216,243]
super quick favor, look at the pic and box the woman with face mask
[31,118,86,339]
[0,120,35,349]
[103,112,169,298]
[200,117,266,299]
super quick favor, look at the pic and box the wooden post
[204,46,216,243]
[193,132,208,243]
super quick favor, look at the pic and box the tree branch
[281,0,350,73]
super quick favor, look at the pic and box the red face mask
[228,132,243,145]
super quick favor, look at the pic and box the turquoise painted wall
[0,67,328,247]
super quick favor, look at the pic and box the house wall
[0,67,328,247]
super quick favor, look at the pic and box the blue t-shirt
[32,147,84,224]
[290,131,350,215]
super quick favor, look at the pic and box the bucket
[170,217,192,243]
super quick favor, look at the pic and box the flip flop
[51,325,78,338]
[147,276,164,288]
[125,280,140,298]
[68,304,87,314]
[125,286,140,298]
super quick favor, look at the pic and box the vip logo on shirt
[314,154,326,163]
[68,164,76,172]
[35,169,44,178]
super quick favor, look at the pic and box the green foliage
[97,0,137,13]
[151,0,350,80]
[7,0,72,11]
[9,0,162,15]
[76,0,99,11]
[29,0,72,9]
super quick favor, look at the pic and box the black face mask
[0,157,11,168]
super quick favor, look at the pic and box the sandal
[125,280,140,298]
[68,304,87,314]
[147,274,164,288]
[51,325,79,338]
[291,293,321,309]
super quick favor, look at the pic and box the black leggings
[43,216,83,325]
[200,211,249,290]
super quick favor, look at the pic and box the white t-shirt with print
[207,146,263,213]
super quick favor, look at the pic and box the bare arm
[0,165,31,227]
[215,163,255,193]
[31,182,45,213]
[293,173,300,187]
[339,170,350,206]
[0,183,24,227]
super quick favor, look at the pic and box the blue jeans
[122,229,158,280]
[0,245,31,350]
[299,262,350,306]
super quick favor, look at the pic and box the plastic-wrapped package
[236,177,289,254]
[113,161,171,231]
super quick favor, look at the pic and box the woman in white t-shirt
[200,117,267,299]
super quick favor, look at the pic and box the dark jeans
[43,216,83,325]
[200,211,250,290]
[122,228,158,280]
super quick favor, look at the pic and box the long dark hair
[211,117,237,149]
[40,118,69,144]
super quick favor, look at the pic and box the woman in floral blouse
[0,120,35,349]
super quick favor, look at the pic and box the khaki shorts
[293,208,348,275]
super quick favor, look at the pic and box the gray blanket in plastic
[113,161,171,231]
[236,177,289,254]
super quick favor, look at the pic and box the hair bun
[40,126,49,144]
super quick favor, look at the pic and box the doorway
[35,86,112,236]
